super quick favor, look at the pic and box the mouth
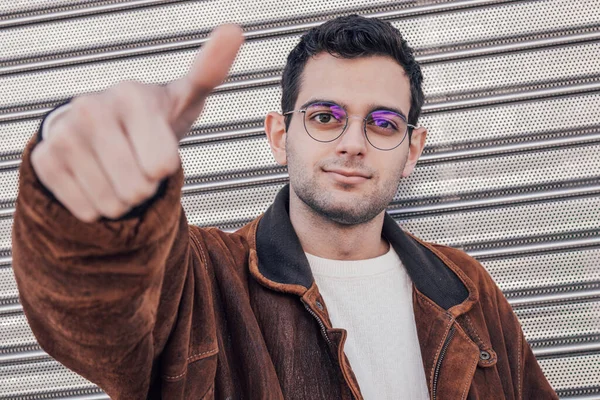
[323,168,371,185]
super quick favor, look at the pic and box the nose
[335,115,368,156]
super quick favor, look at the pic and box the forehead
[296,53,412,115]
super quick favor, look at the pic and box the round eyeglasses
[283,101,416,151]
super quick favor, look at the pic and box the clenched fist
[30,24,244,223]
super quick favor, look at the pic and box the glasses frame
[283,101,417,151]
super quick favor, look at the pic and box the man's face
[269,53,424,225]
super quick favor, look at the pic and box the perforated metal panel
[1,0,599,399]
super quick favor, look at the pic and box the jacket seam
[415,286,448,315]
[189,226,208,273]
[463,315,483,346]
[418,291,454,392]
[162,348,219,381]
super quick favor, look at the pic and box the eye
[370,117,398,130]
[314,113,334,124]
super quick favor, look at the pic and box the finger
[31,144,99,223]
[60,131,132,220]
[115,92,181,181]
[87,102,160,205]
[166,24,244,135]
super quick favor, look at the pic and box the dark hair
[281,15,424,137]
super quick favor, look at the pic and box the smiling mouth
[324,169,371,184]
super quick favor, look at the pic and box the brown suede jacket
[12,134,558,400]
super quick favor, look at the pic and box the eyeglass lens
[303,102,408,150]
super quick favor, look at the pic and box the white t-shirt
[306,245,430,400]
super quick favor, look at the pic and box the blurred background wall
[1,0,599,398]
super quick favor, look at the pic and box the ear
[264,111,287,165]
[401,126,427,178]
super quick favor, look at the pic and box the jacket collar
[252,184,471,311]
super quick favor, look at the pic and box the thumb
[166,24,244,137]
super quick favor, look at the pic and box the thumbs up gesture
[30,25,244,222]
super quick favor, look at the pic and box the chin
[306,187,385,225]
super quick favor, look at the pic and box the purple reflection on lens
[310,102,346,122]
[370,110,400,129]
[329,104,346,122]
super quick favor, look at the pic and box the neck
[289,188,389,260]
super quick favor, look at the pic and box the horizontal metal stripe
[392,184,600,217]
[422,81,600,112]
[418,29,600,63]
[0,0,81,18]
[3,34,600,117]
[0,0,417,63]
[514,300,600,344]
[0,357,102,398]
[467,236,600,258]
[421,131,600,163]
[0,0,183,28]
[538,353,600,391]
[56,394,110,400]
[558,394,600,400]
[3,0,595,73]
[398,197,600,249]
[534,340,600,357]
[0,303,23,314]
[5,21,600,80]
[508,288,600,307]
[481,247,600,294]
[0,349,47,364]
[0,0,516,65]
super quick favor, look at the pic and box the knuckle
[71,96,103,125]
[121,181,157,205]
[100,199,127,220]
[146,154,180,179]
[48,131,77,156]
[138,181,159,201]
[110,81,144,102]
[47,113,77,139]
[74,207,99,223]
[31,146,63,186]
[30,145,48,171]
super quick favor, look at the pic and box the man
[12,15,557,399]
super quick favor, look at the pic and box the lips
[323,168,371,185]
[324,168,371,179]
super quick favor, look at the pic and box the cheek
[287,135,328,171]
[376,153,409,181]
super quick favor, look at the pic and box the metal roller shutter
[1,0,599,398]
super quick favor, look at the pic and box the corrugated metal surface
[1,0,599,398]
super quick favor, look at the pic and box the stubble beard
[286,144,406,226]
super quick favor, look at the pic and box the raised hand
[30,24,244,222]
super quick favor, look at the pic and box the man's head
[265,15,427,225]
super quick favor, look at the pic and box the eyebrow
[300,98,408,120]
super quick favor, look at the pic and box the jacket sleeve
[492,281,559,399]
[11,125,193,399]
